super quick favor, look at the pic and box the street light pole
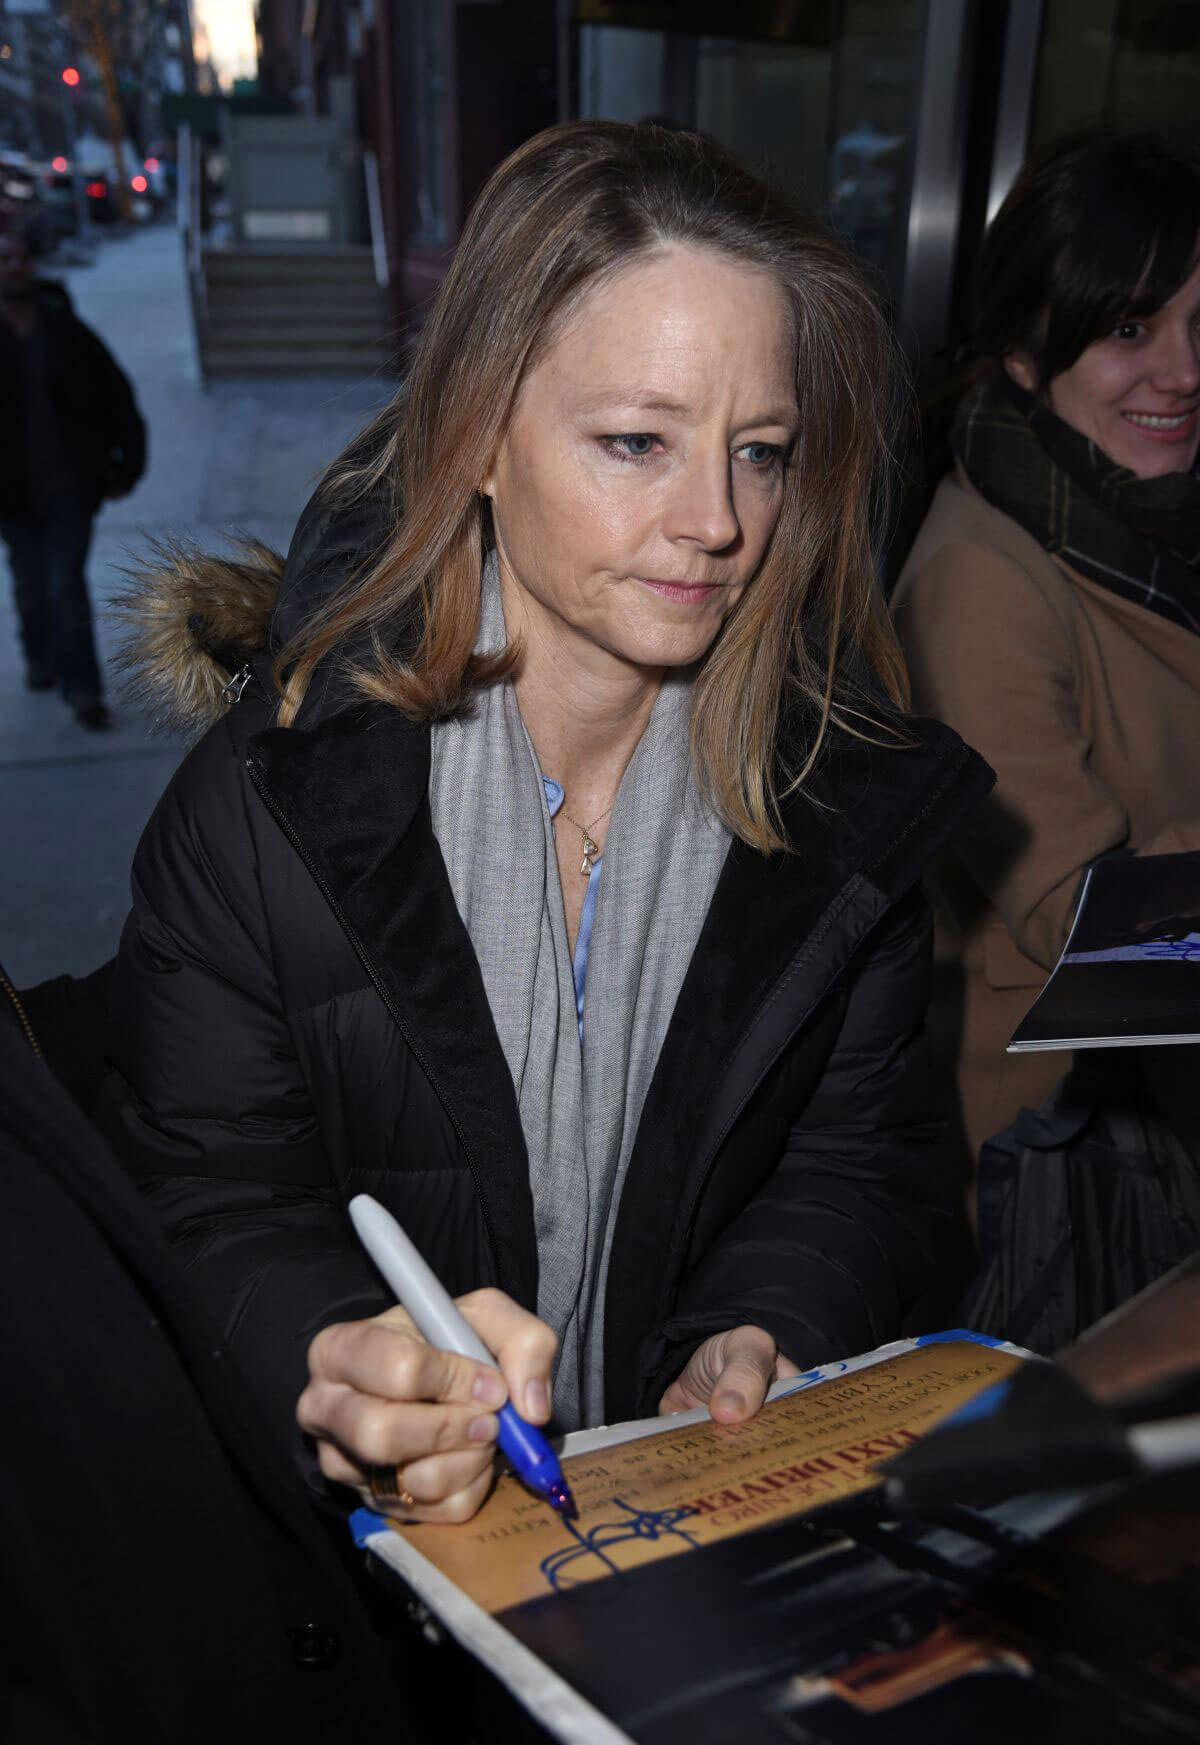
[57,38,91,245]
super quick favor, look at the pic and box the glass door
[574,0,923,309]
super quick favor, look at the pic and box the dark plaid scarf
[952,372,1200,635]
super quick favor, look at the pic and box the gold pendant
[580,832,598,878]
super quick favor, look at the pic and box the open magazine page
[1009,850,1200,1051]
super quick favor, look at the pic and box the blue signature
[539,1498,701,1592]
[782,1361,850,1392]
[1142,938,1200,961]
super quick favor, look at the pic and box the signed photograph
[1010,851,1200,1051]
[388,1340,1022,1614]
[500,1475,1200,1744]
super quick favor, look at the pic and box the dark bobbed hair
[975,130,1200,387]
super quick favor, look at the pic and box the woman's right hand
[296,1288,557,1524]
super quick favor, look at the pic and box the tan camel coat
[892,466,1200,1164]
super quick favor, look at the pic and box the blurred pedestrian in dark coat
[0,226,145,728]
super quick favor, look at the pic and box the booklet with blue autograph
[1010,850,1200,1052]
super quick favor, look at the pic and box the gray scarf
[429,557,729,1427]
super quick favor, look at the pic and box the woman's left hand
[658,1325,801,1423]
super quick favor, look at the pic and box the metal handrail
[363,148,390,290]
[177,123,208,382]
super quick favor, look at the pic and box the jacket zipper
[0,964,41,1058]
[659,742,977,1333]
[243,754,502,1268]
[221,664,254,705]
[668,876,866,1281]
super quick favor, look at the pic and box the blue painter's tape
[938,1377,1015,1427]
[915,1327,1006,1348]
[349,1506,389,1547]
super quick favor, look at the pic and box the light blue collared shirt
[543,777,600,1039]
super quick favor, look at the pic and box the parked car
[34,161,82,241]
[80,170,118,224]
[73,133,159,221]
[141,147,176,205]
[0,154,70,250]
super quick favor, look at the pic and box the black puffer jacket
[100,487,992,1479]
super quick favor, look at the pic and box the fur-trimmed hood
[114,464,394,736]
[112,537,284,737]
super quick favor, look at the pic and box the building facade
[0,0,194,162]
[249,0,1200,369]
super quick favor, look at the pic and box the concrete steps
[202,347,393,376]
[198,246,396,376]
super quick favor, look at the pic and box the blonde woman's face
[482,244,799,676]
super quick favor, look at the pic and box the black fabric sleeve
[640,890,958,1405]
[99,717,388,1491]
[78,317,146,491]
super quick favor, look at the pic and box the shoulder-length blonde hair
[277,120,909,853]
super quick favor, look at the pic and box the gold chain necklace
[559,803,613,878]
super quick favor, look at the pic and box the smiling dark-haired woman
[100,122,988,1528]
[893,131,1200,1170]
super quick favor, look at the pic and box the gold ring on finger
[367,1464,416,1510]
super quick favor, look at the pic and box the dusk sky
[194,0,257,86]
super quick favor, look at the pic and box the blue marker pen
[348,1194,577,1519]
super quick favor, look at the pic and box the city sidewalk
[1,223,394,985]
